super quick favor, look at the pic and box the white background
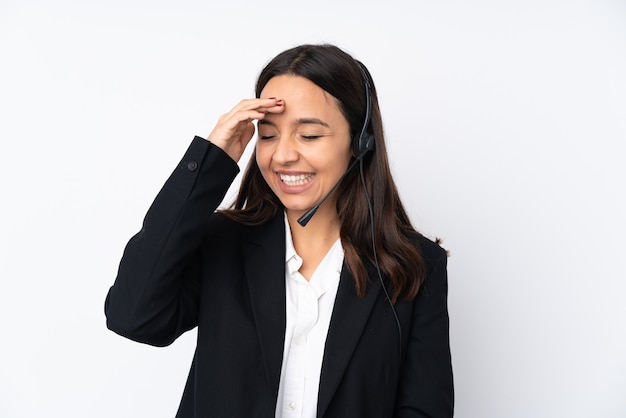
[1,0,625,417]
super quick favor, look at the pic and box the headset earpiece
[353,63,375,158]
[357,131,375,157]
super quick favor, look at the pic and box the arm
[395,246,454,417]
[104,137,239,346]
[105,98,285,346]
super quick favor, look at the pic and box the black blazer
[105,137,454,417]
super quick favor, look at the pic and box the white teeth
[279,173,313,186]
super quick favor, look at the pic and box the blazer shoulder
[412,232,448,271]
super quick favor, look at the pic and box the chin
[282,202,313,213]
[277,197,315,213]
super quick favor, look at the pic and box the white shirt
[275,215,344,418]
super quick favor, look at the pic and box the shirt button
[294,336,304,346]
[186,161,198,171]
[289,402,297,410]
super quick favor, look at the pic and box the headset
[297,63,375,226]
[298,62,402,353]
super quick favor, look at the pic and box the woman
[105,44,453,417]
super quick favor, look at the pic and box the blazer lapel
[317,265,382,416]
[242,214,287,400]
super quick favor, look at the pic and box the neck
[287,203,341,255]
[286,204,341,280]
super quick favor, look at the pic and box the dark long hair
[221,44,425,302]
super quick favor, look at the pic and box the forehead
[260,75,345,124]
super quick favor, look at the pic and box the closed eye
[301,135,322,140]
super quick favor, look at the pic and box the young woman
[105,44,453,417]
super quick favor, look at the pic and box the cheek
[314,143,351,176]
[332,145,353,171]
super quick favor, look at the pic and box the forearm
[104,137,240,346]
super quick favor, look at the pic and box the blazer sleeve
[104,136,240,347]
[394,244,454,417]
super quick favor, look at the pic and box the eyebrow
[258,118,330,128]
[296,118,329,127]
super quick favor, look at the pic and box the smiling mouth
[279,173,314,186]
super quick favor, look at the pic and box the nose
[272,135,299,165]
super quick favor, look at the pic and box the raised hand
[206,97,284,162]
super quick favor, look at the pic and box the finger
[228,97,283,116]
[233,109,268,124]
[235,99,285,123]
[260,103,285,114]
[247,101,285,119]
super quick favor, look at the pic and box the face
[256,75,352,220]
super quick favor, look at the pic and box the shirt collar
[283,213,344,279]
